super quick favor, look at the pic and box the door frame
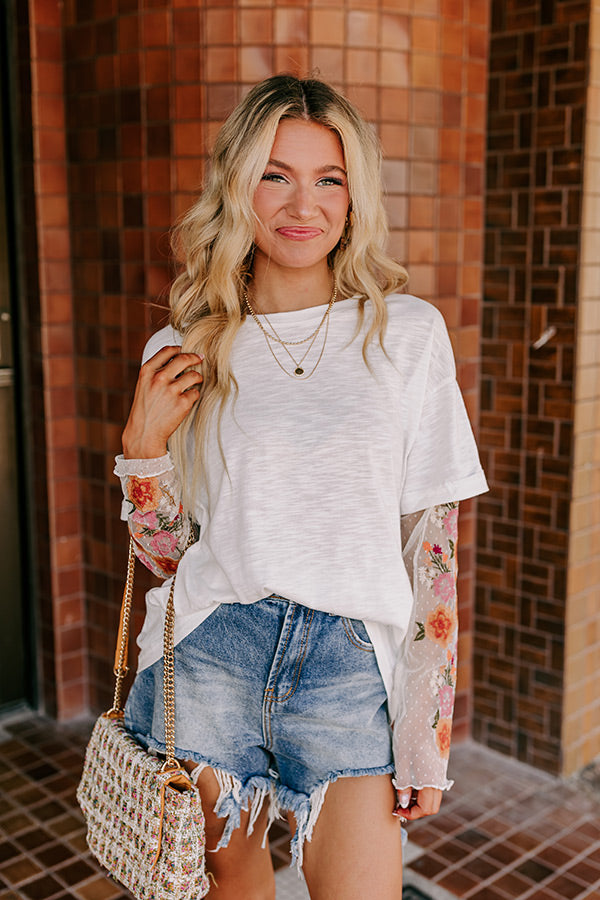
[0,0,38,714]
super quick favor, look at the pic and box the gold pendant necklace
[243,281,337,379]
[265,313,331,379]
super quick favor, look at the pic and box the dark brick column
[476,0,590,774]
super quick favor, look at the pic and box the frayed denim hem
[187,761,277,853]
[187,763,399,870]
[134,735,401,870]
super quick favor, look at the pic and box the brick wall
[477,0,590,774]
[18,0,86,719]
[19,0,489,726]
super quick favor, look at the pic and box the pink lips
[276,227,322,240]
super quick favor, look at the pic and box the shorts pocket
[341,617,374,652]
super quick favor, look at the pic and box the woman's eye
[261,172,287,183]
[318,177,345,187]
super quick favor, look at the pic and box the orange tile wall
[25,0,86,719]
[22,0,489,738]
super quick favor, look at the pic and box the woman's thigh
[297,774,403,900]
[186,763,276,900]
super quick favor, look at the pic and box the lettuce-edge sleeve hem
[114,452,174,478]
[393,778,454,793]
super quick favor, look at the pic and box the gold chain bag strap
[77,538,210,899]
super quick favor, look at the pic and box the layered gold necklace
[243,280,338,379]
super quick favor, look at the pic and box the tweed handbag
[77,540,210,899]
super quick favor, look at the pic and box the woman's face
[252,118,350,275]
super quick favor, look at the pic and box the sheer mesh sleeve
[393,502,459,792]
[113,453,196,578]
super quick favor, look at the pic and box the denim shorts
[124,595,394,866]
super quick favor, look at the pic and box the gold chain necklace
[243,289,336,347]
[266,313,331,379]
[243,281,337,379]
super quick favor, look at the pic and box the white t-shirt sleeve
[400,311,487,515]
[141,325,182,364]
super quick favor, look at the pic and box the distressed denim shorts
[124,595,394,866]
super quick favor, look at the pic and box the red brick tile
[57,654,85,685]
[438,866,479,894]
[461,853,502,880]
[274,8,308,44]
[442,21,464,56]
[440,56,462,92]
[412,16,440,52]
[173,8,201,44]
[145,48,170,83]
[564,857,600,884]
[205,46,236,82]
[146,194,172,228]
[37,195,69,229]
[142,9,170,47]
[206,8,236,44]
[33,26,62,62]
[408,852,448,879]
[174,84,203,121]
[274,46,308,76]
[0,856,43,885]
[347,10,378,47]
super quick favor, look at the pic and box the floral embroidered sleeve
[114,453,196,579]
[393,502,459,792]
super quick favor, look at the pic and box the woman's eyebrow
[317,164,347,175]
[267,158,347,176]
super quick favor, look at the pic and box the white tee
[130,294,487,684]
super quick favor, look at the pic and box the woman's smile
[276,226,323,240]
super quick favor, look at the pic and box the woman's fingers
[393,786,442,821]
[172,369,204,394]
[143,346,203,379]
[145,345,201,366]
[122,345,204,458]
[141,346,203,390]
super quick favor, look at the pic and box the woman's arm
[393,502,460,821]
[116,344,203,577]
[114,454,197,578]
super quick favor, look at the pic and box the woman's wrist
[122,430,168,459]
[122,446,169,459]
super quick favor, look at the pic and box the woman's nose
[287,184,316,218]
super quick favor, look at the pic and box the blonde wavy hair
[169,74,408,506]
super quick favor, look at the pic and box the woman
[116,75,487,899]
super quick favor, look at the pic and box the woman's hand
[393,787,442,822]
[122,346,204,459]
